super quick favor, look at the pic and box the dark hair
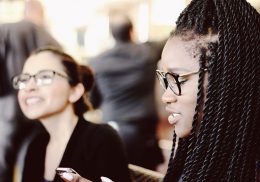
[164,0,260,181]
[109,12,133,42]
[31,46,94,116]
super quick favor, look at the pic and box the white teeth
[25,97,41,105]
[173,113,179,117]
[168,113,180,124]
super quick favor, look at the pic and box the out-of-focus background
[1,0,259,62]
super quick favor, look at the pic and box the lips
[168,113,181,125]
[165,106,181,124]
[25,97,43,106]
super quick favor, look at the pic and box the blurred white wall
[0,0,259,61]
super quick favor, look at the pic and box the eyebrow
[167,67,193,74]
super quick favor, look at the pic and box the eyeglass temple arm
[179,68,208,77]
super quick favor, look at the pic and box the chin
[24,114,40,120]
[175,128,192,138]
[22,110,42,120]
[21,106,47,120]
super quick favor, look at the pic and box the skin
[160,36,200,138]
[18,51,84,180]
[18,53,73,120]
[60,172,92,182]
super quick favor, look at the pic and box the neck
[39,106,79,141]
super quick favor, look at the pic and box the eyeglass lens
[156,71,180,95]
[13,70,56,90]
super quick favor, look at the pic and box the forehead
[161,37,200,73]
[23,52,65,74]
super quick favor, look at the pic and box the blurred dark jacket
[89,40,165,169]
[0,19,61,182]
[90,41,164,122]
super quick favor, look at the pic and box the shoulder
[77,119,124,154]
[0,21,30,34]
[143,40,166,53]
[89,49,114,67]
[78,117,119,140]
[91,122,120,141]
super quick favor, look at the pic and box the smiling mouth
[168,113,181,124]
[25,97,42,106]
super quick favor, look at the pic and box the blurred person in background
[10,47,131,182]
[23,0,45,27]
[89,12,165,170]
[0,0,61,181]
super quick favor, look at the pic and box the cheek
[176,97,198,138]
[46,85,71,104]
[181,97,197,124]
[179,82,198,129]
[185,87,198,119]
[181,80,199,108]
[18,91,25,109]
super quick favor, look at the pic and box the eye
[178,76,189,84]
[38,71,54,80]
[39,74,52,79]
[18,74,30,82]
[166,73,177,84]
[179,80,188,85]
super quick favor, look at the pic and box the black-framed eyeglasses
[156,68,207,95]
[12,69,70,90]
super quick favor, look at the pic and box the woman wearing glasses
[156,0,260,181]
[12,47,131,182]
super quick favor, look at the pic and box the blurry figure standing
[23,0,45,27]
[89,12,164,170]
[0,0,61,181]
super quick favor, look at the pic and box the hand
[60,172,92,182]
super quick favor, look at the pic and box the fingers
[60,172,74,181]
[100,176,114,182]
[60,172,92,182]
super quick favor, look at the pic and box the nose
[162,87,177,104]
[23,77,38,91]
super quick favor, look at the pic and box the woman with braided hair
[156,0,260,181]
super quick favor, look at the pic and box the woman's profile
[157,0,260,181]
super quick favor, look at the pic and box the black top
[16,117,132,182]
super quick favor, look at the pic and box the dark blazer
[89,41,164,123]
[89,41,165,169]
[16,117,132,182]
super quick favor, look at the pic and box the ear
[69,83,85,103]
